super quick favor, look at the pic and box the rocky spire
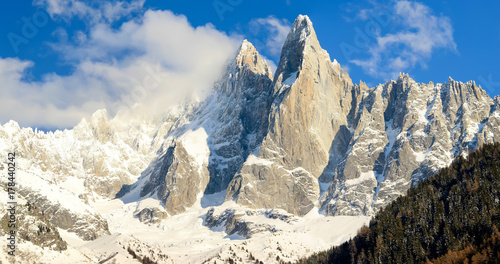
[233,39,272,78]
[225,15,354,216]
[283,15,316,44]
[217,39,273,96]
[273,15,321,88]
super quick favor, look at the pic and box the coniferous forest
[298,143,500,264]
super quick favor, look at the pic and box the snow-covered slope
[78,192,370,264]
[0,98,198,257]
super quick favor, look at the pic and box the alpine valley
[1,15,499,263]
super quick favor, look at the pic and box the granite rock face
[204,207,297,238]
[226,15,353,216]
[138,138,211,216]
[18,187,110,240]
[321,75,499,216]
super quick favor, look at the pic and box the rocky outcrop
[477,96,500,145]
[1,202,67,251]
[204,207,297,238]
[202,40,274,194]
[321,75,499,216]
[18,187,110,240]
[139,136,211,216]
[205,208,253,238]
[226,15,353,216]
[134,207,168,224]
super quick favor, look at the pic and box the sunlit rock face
[7,15,500,223]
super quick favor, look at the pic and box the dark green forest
[298,143,500,264]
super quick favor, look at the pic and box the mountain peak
[237,39,256,55]
[396,72,413,82]
[286,14,316,44]
[238,39,255,51]
[296,14,311,23]
[273,15,321,85]
[231,39,271,77]
[91,109,109,122]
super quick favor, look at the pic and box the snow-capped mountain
[119,14,500,219]
[321,73,499,216]
[116,39,274,217]
[1,14,500,263]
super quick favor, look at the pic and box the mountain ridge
[2,14,500,220]
[1,16,500,263]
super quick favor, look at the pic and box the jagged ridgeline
[298,143,500,264]
[2,15,500,244]
[117,14,500,218]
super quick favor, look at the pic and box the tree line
[298,143,500,263]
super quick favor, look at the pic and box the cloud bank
[1,0,241,129]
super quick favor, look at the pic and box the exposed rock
[139,135,211,216]
[202,40,274,194]
[18,187,110,241]
[0,202,67,251]
[226,15,353,216]
[264,209,300,224]
[204,207,294,238]
[321,74,499,216]
[134,207,168,224]
[205,208,252,238]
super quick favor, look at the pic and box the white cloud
[34,0,145,24]
[350,1,457,79]
[250,16,291,57]
[0,58,108,128]
[0,8,241,128]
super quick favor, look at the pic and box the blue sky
[1,0,499,129]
